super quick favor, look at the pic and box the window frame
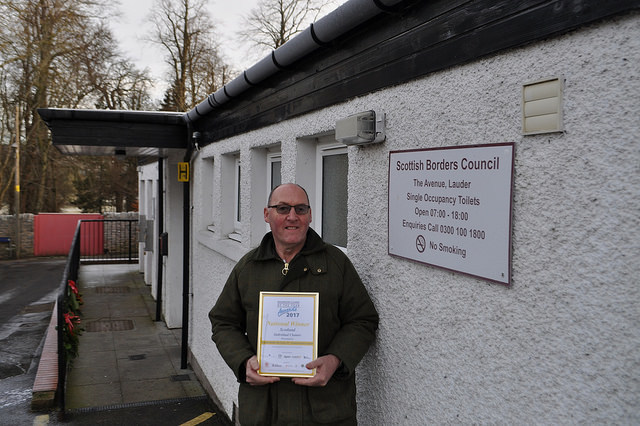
[314,141,348,249]
[265,151,282,233]
[230,155,242,242]
[267,151,282,194]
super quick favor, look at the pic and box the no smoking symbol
[416,235,426,253]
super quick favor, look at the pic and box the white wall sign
[388,143,514,285]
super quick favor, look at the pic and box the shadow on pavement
[59,396,232,425]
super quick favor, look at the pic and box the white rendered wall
[164,151,185,328]
[138,157,184,329]
[138,163,158,293]
[189,14,639,424]
[137,177,144,274]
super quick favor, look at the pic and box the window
[231,156,242,241]
[320,149,348,247]
[296,136,349,249]
[265,151,282,234]
[268,153,282,192]
[246,145,283,245]
[315,141,348,248]
[219,153,242,242]
[235,157,241,223]
[202,157,216,231]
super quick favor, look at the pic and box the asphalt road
[0,258,65,326]
[0,257,66,425]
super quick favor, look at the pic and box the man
[209,183,379,425]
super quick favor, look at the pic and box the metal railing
[56,220,81,415]
[55,218,139,415]
[79,219,139,263]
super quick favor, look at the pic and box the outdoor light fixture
[115,148,126,160]
[335,110,385,146]
[192,131,201,151]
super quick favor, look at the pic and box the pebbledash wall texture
[188,14,639,424]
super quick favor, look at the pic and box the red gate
[34,214,103,256]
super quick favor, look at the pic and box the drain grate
[95,286,131,294]
[85,319,134,332]
[69,395,209,414]
[171,374,191,382]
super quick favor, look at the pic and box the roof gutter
[183,0,404,123]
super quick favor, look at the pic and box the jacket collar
[254,228,326,262]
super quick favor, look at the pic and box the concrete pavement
[59,263,231,425]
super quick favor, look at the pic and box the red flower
[68,279,83,304]
[64,312,81,336]
[68,280,79,296]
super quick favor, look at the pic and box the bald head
[268,183,310,206]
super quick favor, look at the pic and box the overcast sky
[109,0,256,100]
[110,0,345,102]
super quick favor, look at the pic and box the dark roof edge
[38,108,186,126]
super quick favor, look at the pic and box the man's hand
[292,354,341,387]
[245,355,280,386]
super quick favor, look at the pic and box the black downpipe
[155,157,164,322]
[181,129,197,369]
[181,171,190,369]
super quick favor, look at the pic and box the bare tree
[148,0,231,111]
[0,0,152,213]
[79,24,155,110]
[72,156,139,213]
[238,0,334,55]
[0,71,16,210]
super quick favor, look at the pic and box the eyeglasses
[267,204,311,215]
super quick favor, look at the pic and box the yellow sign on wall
[178,162,190,182]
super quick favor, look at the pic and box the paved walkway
[65,264,209,410]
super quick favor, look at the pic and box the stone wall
[0,214,34,260]
[0,213,138,260]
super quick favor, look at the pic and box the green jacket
[209,229,379,425]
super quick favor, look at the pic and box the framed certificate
[257,291,319,377]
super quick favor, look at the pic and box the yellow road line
[179,412,215,426]
[33,415,49,426]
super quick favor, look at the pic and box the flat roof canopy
[38,108,188,160]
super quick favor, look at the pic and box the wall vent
[522,77,564,135]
